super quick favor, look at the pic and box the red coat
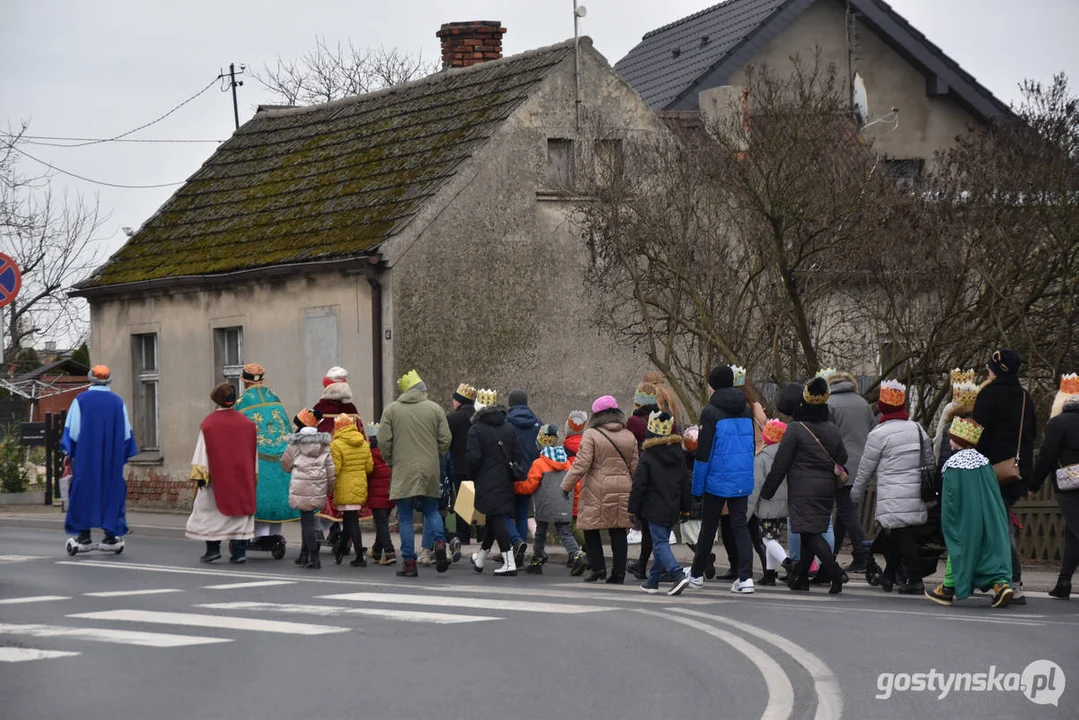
[564,433,584,517]
[200,409,257,517]
[366,446,394,510]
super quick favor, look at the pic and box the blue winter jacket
[507,405,542,474]
[692,388,755,498]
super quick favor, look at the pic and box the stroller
[864,502,947,587]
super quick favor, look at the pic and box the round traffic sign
[0,252,22,309]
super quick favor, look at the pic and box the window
[214,326,244,395]
[883,158,925,191]
[546,138,574,189]
[593,139,624,187]
[131,334,158,451]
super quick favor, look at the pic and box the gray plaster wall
[729,0,981,164]
[88,270,374,482]
[382,42,665,425]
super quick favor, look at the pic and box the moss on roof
[80,42,573,289]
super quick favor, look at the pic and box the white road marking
[742,601,1047,627]
[440,584,724,606]
[673,608,844,720]
[0,622,230,648]
[0,554,47,564]
[0,595,71,605]
[68,609,346,636]
[83,589,183,598]
[319,592,616,615]
[0,647,80,663]
[202,580,296,590]
[638,609,794,720]
[196,601,501,624]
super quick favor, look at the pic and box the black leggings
[584,528,628,575]
[340,510,364,554]
[481,513,511,553]
[637,522,653,565]
[747,515,768,572]
[300,510,319,558]
[1060,494,1079,579]
[371,508,395,555]
[883,526,922,584]
[797,532,839,579]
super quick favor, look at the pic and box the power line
[5,144,185,189]
[15,135,223,146]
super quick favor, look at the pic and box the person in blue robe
[233,362,299,535]
[62,365,138,549]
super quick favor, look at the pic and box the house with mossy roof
[74,22,664,505]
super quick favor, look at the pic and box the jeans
[583,528,628,575]
[534,520,580,558]
[371,508,395,556]
[505,495,530,545]
[647,521,681,583]
[299,510,319,559]
[397,496,445,562]
[206,540,245,560]
[833,485,868,558]
[691,494,753,581]
[789,520,834,562]
[481,513,511,553]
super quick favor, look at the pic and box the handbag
[497,439,526,481]
[993,393,1026,486]
[916,426,940,502]
[1057,463,1079,492]
[798,422,849,488]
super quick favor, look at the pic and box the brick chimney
[436,21,507,69]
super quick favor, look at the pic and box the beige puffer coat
[281,430,335,512]
[561,409,639,530]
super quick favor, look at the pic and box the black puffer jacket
[761,405,847,534]
[973,376,1038,503]
[628,435,691,527]
[466,405,520,516]
[447,402,475,479]
[1030,399,1079,494]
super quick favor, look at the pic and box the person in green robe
[926,416,1014,608]
[234,363,300,535]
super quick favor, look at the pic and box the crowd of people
[59,350,1079,606]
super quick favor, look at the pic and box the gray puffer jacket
[850,419,931,529]
[281,430,335,512]
[749,444,787,520]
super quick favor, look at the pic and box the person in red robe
[185,383,259,563]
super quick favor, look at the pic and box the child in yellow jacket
[331,415,374,567]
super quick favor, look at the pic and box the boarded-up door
[302,306,339,407]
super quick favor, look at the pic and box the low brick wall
[126,468,193,512]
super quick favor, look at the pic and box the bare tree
[0,128,104,366]
[253,39,437,106]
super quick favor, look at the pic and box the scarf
[878,408,910,424]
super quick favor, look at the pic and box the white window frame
[132,333,159,451]
[214,326,244,395]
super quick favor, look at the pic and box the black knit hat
[988,348,1022,377]
[508,389,529,407]
[708,365,734,390]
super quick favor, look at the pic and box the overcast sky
[2,0,1077,285]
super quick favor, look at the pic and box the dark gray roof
[615,0,1010,122]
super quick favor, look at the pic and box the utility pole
[218,63,246,130]
[573,1,587,131]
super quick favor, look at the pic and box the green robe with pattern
[235,385,299,523]
[940,448,1012,599]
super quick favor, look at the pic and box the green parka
[379,386,452,500]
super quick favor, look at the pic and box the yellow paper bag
[454,481,485,525]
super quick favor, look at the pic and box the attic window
[546,138,575,189]
[671,47,682,59]
[700,35,710,48]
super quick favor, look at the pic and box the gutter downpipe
[365,257,386,420]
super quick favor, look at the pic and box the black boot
[584,569,607,583]
[758,569,778,586]
[829,570,850,595]
[627,559,647,580]
[1048,574,1072,599]
[200,541,222,563]
[305,543,321,569]
[294,549,309,566]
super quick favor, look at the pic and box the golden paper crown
[951,368,976,386]
[1061,373,1079,395]
[454,383,477,401]
[646,411,674,437]
[952,381,979,407]
[803,377,830,405]
[537,424,560,448]
[949,417,983,446]
[334,414,356,430]
[730,365,747,387]
[398,370,423,393]
[475,388,498,406]
[879,379,907,407]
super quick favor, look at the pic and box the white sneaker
[627,529,643,545]
[731,578,755,594]
[683,567,704,589]
[418,548,432,567]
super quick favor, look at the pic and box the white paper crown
[817,367,838,379]
[730,365,747,387]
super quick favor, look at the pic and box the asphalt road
[0,526,1075,720]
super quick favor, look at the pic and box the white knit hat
[325,366,349,383]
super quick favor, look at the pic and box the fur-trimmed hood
[287,430,332,456]
[588,408,626,430]
[320,382,353,402]
[642,434,684,450]
[827,371,861,394]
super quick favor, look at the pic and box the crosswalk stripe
[0,555,46,564]
[319,592,616,615]
[68,609,347,636]
[0,622,230,648]
[202,580,296,590]
[0,595,71,605]
[0,647,81,663]
[448,584,723,606]
[195,601,502,624]
[83,589,184,598]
